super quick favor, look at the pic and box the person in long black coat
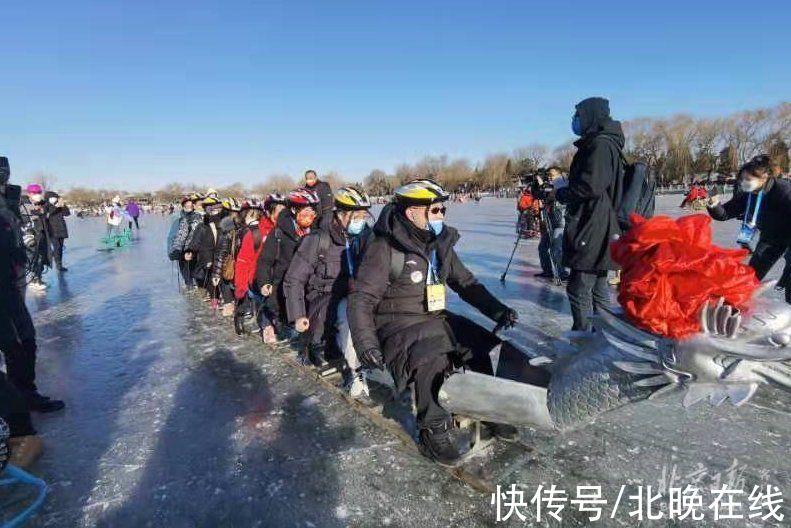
[44,191,70,271]
[304,170,334,228]
[556,97,625,331]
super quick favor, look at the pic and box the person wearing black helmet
[44,191,70,272]
[348,179,519,465]
[283,187,374,397]
[255,188,320,341]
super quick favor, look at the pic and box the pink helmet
[26,183,43,195]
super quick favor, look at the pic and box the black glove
[358,348,385,370]
[495,308,518,332]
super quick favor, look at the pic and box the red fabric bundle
[610,213,759,339]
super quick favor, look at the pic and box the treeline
[62,102,789,204]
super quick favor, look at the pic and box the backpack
[221,230,237,281]
[604,137,656,230]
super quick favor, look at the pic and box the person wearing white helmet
[283,186,374,399]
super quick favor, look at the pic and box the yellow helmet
[201,196,220,206]
[221,197,241,211]
[394,179,449,205]
[334,186,371,210]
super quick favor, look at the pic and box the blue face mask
[428,220,444,235]
[572,114,583,136]
[347,218,366,235]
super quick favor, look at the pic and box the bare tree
[550,142,576,172]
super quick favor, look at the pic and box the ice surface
[11,195,789,527]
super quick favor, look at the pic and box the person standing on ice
[556,97,625,331]
[707,155,791,304]
[303,169,334,228]
[125,199,142,229]
[283,187,373,398]
[105,195,126,238]
[44,191,70,272]
[348,179,519,465]
[167,194,203,289]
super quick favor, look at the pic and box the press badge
[426,283,446,312]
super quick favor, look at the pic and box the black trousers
[0,372,35,437]
[566,269,610,331]
[414,314,497,428]
[50,236,66,269]
[179,259,197,287]
[749,240,788,280]
[1,291,38,394]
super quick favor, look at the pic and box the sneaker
[346,372,371,400]
[262,325,278,345]
[482,422,520,442]
[418,420,471,466]
[58,266,68,272]
[8,435,44,469]
[25,392,66,413]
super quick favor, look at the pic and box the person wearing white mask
[708,154,791,293]
[44,191,70,271]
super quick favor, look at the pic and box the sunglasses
[429,206,447,215]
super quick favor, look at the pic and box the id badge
[737,224,755,246]
[426,283,446,312]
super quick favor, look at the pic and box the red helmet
[287,188,319,207]
[264,193,287,209]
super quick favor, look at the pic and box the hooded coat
[347,203,508,390]
[557,97,625,271]
[44,192,70,239]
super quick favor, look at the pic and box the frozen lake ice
[12,194,790,527]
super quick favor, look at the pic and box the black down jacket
[187,214,223,274]
[211,215,241,281]
[557,97,625,271]
[45,200,70,239]
[283,218,371,344]
[254,211,305,292]
[348,203,508,389]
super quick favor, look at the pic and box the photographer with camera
[531,166,569,282]
[708,155,791,297]
[0,156,66,414]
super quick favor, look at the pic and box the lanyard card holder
[425,250,446,312]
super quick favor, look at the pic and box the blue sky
[2,0,789,190]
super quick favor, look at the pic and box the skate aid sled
[0,420,48,527]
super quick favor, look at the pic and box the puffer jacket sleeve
[283,232,321,322]
[254,228,278,290]
[212,225,235,281]
[708,192,747,222]
[348,236,392,354]
[445,248,507,322]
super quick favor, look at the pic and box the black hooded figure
[556,97,625,331]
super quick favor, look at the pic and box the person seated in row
[283,187,374,399]
[348,179,519,465]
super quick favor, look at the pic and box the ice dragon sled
[439,286,791,432]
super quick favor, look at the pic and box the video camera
[0,156,23,216]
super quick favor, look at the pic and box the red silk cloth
[610,214,759,339]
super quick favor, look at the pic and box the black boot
[482,422,519,442]
[418,420,471,466]
[25,391,65,413]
